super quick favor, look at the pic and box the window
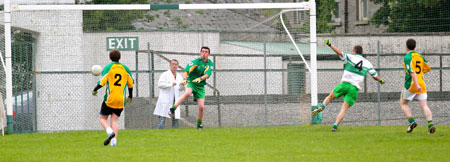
[358,0,369,21]
[332,0,340,22]
[294,0,306,24]
[295,11,306,24]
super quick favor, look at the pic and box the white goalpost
[3,1,318,131]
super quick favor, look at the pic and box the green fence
[5,42,36,133]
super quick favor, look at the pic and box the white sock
[111,138,117,146]
[106,127,114,135]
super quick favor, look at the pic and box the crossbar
[11,3,308,11]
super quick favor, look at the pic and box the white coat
[154,70,184,119]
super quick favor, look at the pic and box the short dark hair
[201,46,210,54]
[170,59,179,64]
[109,49,121,62]
[406,38,416,50]
[354,45,363,54]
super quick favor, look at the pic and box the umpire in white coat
[154,59,185,129]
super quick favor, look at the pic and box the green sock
[427,120,434,128]
[319,104,326,109]
[197,119,202,127]
[408,116,415,124]
[171,105,178,110]
[332,124,338,129]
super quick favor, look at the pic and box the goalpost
[3,1,318,131]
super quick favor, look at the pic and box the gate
[11,42,36,133]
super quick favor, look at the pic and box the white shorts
[401,88,427,101]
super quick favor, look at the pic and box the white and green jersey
[339,53,377,89]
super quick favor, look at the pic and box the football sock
[408,116,415,124]
[106,127,114,135]
[427,120,434,128]
[197,119,202,127]
[319,104,326,109]
[171,104,178,110]
[332,123,338,129]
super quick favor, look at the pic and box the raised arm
[325,39,343,57]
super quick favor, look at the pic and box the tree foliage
[298,0,336,33]
[83,0,148,32]
[371,0,450,32]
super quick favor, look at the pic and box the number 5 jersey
[403,51,430,94]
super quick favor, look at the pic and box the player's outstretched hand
[325,39,331,47]
[379,79,385,84]
[92,90,97,96]
[193,77,202,83]
[127,96,132,103]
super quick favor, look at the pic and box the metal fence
[125,43,450,129]
[2,39,450,133]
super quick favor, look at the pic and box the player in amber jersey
[170,47,214,129]
[92,49,134,146]
[400,38,435,134]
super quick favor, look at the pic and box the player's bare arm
[372,76,385,84]
[325,39,343,56]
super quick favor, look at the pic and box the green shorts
[333,82,359,107]
[187,82,205,101]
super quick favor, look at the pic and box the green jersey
[185,58,214,86]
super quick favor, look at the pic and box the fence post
[213,56,216,97]
[440,54,442,92]
[135,51,139,97]
[147,42,153,128]
[377,41,381,125]
[264,42,268,126]
[217,91,221,127]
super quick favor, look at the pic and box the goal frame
[3,1,318,131]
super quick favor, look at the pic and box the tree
[371,0,450,32]
[83,0,148,32]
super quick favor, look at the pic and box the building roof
[222,41,336,55]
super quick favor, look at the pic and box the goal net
[2,0,318,132]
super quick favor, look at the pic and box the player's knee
[182,93,190,98]
[198,106,204,112]
[328,93,336,99]
[400,99,409,105]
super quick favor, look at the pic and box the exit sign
[106,37,139,51]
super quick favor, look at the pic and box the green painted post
[150,4,179,10]
[7,115,13,133]
[311,106,322,124]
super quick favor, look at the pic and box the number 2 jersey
[340,53,377,90]
[97,62,134,109]
[403,51,429,94]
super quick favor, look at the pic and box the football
[91,65,102,76]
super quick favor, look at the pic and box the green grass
[1,125,449,161]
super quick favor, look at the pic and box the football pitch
[1,125,448,161]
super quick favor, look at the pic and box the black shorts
[100,101,123,117]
